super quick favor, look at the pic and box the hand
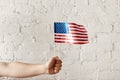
[45,56,62,74]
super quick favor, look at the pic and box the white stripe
[69,24,84,27]
[69,31,87,34]
[55,39,88,42]
[55,33,87,36]
[55,36,88,40]
[69,28,86,31]
[55,35,88,38]
[69,26,85,29]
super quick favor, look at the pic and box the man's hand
[45,56,62,74]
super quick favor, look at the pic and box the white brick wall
[0,0,120,80]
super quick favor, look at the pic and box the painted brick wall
[0,0,120,80]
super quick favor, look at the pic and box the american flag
[54,22,89,44]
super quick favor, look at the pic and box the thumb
[46,56,56,65]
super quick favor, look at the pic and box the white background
[0,0,120,80]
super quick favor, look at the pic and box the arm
[0,62,47,78]
[0,56,62,78]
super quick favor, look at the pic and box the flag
[54,22,89,44]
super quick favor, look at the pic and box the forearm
[0,62,47,78]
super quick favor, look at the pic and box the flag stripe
[69,23,83,26]
[70,28,86,32]
[70,31,86,34]
[55,40,89,44]
[55,34,88,38]
[55,38,88,41]
[69,32,87,35]
[70,27,86,30]
[69,26,85,29]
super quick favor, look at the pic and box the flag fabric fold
[54,22,89,44]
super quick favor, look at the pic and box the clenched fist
[45,56,62,74]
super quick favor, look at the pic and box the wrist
[42,64,48,74]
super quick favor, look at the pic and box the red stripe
[69,23,84,27]
[55,38,88,41]
[55,36,88,38]
[55,34,88,38]
[55,40,89,44]
[70,28,86,32]
[70,32,87,35]
[69,31,87,35]
[70,28,86,31]
[69,26,85,29]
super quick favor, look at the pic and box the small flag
[54,22,89,44]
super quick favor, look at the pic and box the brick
[113,23,120,32]
[114,42,120,51]
[98,71,120,80]
[112,51,120,61]
[0,0,10,6]
[67,62,97,80]
[0,43,6,55]
[97,51,112,62]
[0,35,4,42]
[0,42,14,60]
[12,0,29,5]
[112,33,120,42]
[88,33,97,43]
[13,5,35,16]
[98,61,112,72]
[80,45,98,61]
[112,60,120,71]
[96,33,112,51]
[0,5,15,15]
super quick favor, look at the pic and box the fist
[45,56,62,74]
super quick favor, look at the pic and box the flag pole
[53,22,56,56]
[54,42,56,56]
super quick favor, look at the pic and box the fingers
[55,64,62,67]
[56,60,62,64]
[54,67,61,73]
[53,56,62,63]
[48,56,62,74]
[54,67,61,71]
[56,59,62,73]
[54,57,62,74]
[54,70,59,73]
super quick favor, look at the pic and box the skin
[0,56,62,78]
